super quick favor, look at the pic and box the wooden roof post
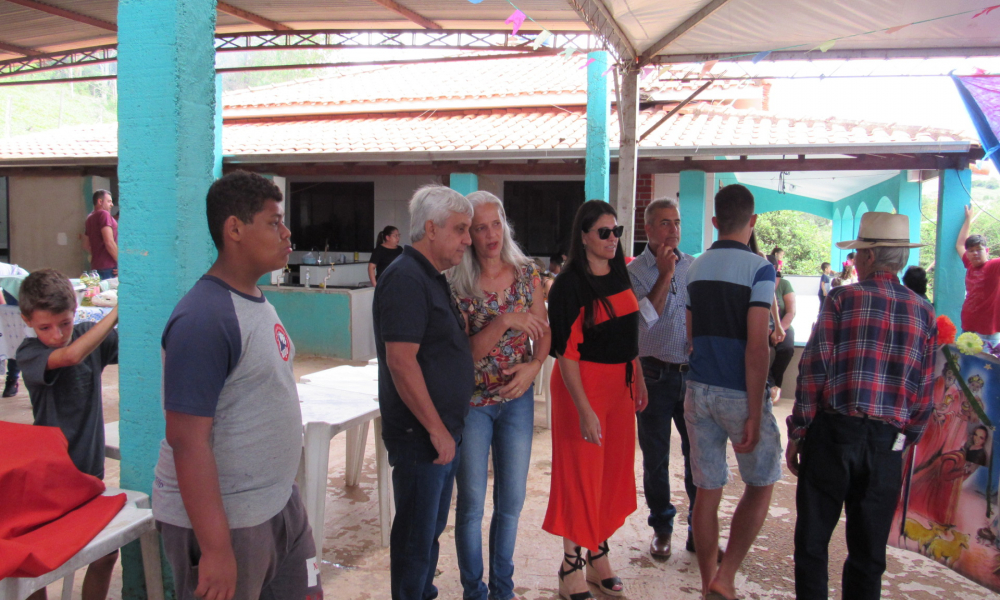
[616,65,639,256]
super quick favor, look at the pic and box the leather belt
[641,356,689,373]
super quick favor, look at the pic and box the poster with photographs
[890,346,1000,591]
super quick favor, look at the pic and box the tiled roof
[222,54,760,113]
[0,105,974,163]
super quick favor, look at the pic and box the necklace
[481,265,506,280]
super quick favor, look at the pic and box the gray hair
[869,246,910,274]
[448,191,531,300]
[409,185,474,242]
[644,197,680,225]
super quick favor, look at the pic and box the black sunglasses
[596,225,624,240]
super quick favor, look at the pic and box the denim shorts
[683,381,783,489]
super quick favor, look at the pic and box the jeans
[388,436,461,600]
[3,291,18,383]
[455,388,534,600]
[636,358,695,536]
[794,411,903,600]
[96,268,116,279]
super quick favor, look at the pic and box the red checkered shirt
[788,271,937,443]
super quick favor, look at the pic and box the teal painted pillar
[897,174,922,267]
[450,173,478,195]
[679,170,706,255]
[935,168,971,326]
[118,0,220,597]
[585,51,610,202]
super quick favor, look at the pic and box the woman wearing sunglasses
[543,200,648,599]
[448,191,550,600]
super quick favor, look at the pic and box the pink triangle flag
[973,5,1000,18]
[885,24,909,34]
[580,58,596,69]
[505,10,526,35]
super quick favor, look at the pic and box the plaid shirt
[788,271,936,443]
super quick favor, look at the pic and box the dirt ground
[1,357,998,599]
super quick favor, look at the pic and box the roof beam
[564,0,636,63]
[216,2,293,32]
[365,0,442,30]
[653,46,1000,63]
[0,39,41,57]
[2,0,116,32]
[637,153,981,174]
[639,0,729,65]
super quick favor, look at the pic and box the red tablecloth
[0,421,125,578]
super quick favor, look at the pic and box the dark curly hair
[206,171,283,249]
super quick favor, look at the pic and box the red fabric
[961,254,1000,336]
[543,289,639,551]
[0,421,126,578]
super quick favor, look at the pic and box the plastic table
[0,489,164,600]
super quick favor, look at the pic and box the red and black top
[548,267,639,364]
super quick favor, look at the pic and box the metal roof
[0,0,998,66]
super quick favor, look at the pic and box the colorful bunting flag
[751,50,771,64]
[580,58,595,70]
[814,39,836,52]
[505,10,526,35]
[973,5,1000,18]
[641,65,657,79]
[885,24,909,34]
[700,60,717,76]
[466,0,485,3]
[531,30,552,50]
[602,65,615,77]
[561,47,577,59]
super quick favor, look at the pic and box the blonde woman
[449,191,550,600]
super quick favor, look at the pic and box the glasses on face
[595,225,624,240]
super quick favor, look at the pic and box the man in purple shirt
[83,189,118,279]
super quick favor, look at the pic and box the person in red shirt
[956,205,1000,345]
[82,190,118,280]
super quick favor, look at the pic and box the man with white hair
[373,184,475,600]
[787,212,936,600]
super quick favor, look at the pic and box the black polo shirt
[372,245,475,458]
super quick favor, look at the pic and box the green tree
[753,210,832,276]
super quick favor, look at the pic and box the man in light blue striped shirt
[627,197,702,561]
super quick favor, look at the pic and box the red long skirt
[542,360,637,552]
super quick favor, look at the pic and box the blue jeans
[96,268,116,279]
[455,388,534,600]
[636,359,695,536]
[388,436,461,600]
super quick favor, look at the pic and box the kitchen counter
[262,285,374,360]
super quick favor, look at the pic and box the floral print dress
[456,262,541,406]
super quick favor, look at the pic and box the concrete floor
[1,357,997,599]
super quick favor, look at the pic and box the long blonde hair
[448,191,531,300]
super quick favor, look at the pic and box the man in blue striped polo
[685,184,782,600]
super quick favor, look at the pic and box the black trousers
[769,326,794,388]
[794,411,903,600]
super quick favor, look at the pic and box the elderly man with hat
[786,212,936,600]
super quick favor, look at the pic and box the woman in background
[368,225,402,286]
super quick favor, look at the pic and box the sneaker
[2,380,18,398]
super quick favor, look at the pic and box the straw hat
[835,212,926,249]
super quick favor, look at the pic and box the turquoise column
[678,170,706,255]
[896,174,922,267]
[118,0,220,597]
[830,208,841,266]
[935,168,971,326]
[585,51,610,202]
[449,173,478,195]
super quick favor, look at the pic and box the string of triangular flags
[465,0,999,80]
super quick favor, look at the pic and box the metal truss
[0,29,603,80]
[213,29,602,53]
[0,45,116,78]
